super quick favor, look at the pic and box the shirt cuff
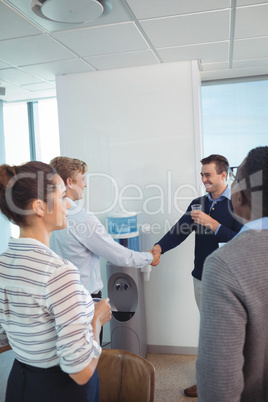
[214,223,221,235]
[92,340,102,358]
[146,251,153,263]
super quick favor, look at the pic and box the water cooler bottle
[106,212,148,358]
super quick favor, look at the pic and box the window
[4,98,60,165]
[202,78,268,166]
[37,98,60,163]
[3,98,60,237]
[3,103,30,165]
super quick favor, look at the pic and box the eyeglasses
[229,166,263,194]
[229,166,238,182]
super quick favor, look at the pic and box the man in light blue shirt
[206,185,231,235]
[50,157,159,298]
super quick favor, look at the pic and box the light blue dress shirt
[50,198,153,294]
[237,217,268,234]
[206,185,231,235]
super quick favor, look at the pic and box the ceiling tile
[52,23,149,57]
[233,57,268,68]
[22,59,95,81]
[201,61,229,71]
[0,1,42,40]
[0,81,51,102]
[0,0,268,99]
[127,0,231,20]
[157,42,229,64]
[0,68,42,85]
[140,10,230,48]
[0,35,76,66]
[0,79,56,101]
[84,50,159,70]
[0,60,11,69]
[237,0,268,5]
[233,37,268,60]
[202,64,268,81]
[235,4,268,39]
[21,82,55,91]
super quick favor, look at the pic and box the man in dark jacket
[152,154,243,398]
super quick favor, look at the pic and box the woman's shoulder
[47,247,78,271]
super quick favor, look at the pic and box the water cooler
[106,212,149,358]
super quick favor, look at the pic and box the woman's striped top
[0,237,101,374]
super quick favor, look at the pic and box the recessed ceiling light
[31,0,111,24]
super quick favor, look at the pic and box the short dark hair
[239,146,268,217]
[0,161,57,226]
[201,154,229,174]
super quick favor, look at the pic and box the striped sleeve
[45,263,100,374]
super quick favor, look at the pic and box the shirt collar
[66,197,85,216]
[207,185,231,203]
[238,217,268,234]
[8,237,51,253]
[66,197,76,208]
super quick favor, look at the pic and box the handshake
[148,244,162,267]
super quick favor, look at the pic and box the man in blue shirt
[152,154,243,397]
[50,157,159,296]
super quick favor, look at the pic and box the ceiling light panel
[40,0,104,24]
[3,0,131,32]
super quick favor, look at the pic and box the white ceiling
[0,0,268,102]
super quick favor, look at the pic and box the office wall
[56,61,202,352]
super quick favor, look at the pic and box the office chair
[98,348,155,402]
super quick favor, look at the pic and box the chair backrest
[98,348,155,402]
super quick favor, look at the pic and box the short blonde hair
[50,156,88,184]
